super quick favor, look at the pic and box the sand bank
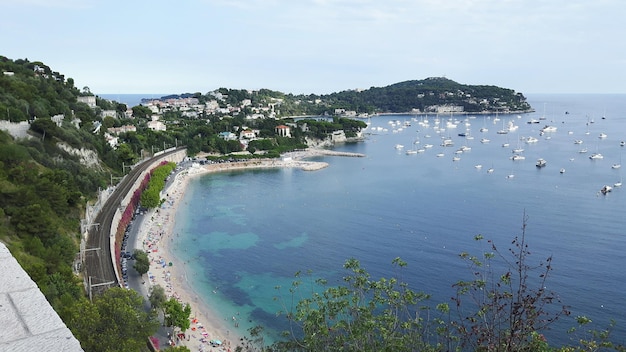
[137,149,364,350]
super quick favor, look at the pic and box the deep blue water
[171,94,626,346]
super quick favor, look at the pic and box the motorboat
[536,158,547,168]
[540,125,557,133]
[525,136,539,143]
[589,153,604,159]
[600,185,612,195]
[440,139,454,147]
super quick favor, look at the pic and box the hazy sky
[2,0,624,96]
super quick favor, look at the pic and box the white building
[77,96,96,108]
[147,116,166,131]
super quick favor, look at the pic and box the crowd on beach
[138,168,237,351]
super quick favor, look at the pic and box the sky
[2,0,625,96]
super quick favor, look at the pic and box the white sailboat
[589,143,603,159]
[613,153,622,169]
[480,116,488,132]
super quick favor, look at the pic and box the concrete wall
[0,243,84,351]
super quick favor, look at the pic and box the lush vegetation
[140,162,176,208]
[66,287,160,352]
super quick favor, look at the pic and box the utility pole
[88,276,115,302]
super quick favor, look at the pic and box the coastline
[137,148,364,350]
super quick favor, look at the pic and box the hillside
[0,56,118,316]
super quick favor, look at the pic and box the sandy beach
[136,149,364,351]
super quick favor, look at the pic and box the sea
[99,93,168,107]
[163,94,626,347]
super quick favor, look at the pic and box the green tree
[67,288,159,352]
[149,284,167,310]
[10,203,56,241]
[132,105,152,119]
[163,298,192,333]
[116,143,137,167]
[163,346,191,352]
[140,186,161,208]
[134,249,150,277]
[451,213,570,351]
[272,258,443,352]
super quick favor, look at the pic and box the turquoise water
[171,94,626,346]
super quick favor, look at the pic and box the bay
[171,94,626,346]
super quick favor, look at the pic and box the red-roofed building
[275,125,291,137]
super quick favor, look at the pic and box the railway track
[83,148,183,297]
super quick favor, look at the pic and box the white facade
[77,96,96,108]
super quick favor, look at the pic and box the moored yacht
[540,125,557,133]
[589,153,604,159]
[536,158,547,168]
